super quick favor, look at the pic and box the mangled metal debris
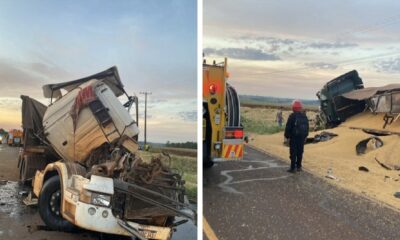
[356,137,383,155]
[394,192,400,199]
[23,192,38,206]
[316,71,400,130]
[306,131,338,144]
[342,84,400,128]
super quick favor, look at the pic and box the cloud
[0,97,21,111]
[0,59,44,97]
[308,41,358,49]
[234,36,357,50]
[305,62,338,70]
[0,58,73,98]
[237,36,295,46]
[374,57,400,73]
[178,111,196,122]
[204,47,280,61]
[28,62,71,80]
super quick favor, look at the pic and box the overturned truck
[316,70,400,130]
[18,67,195,239]
[316,70,366,128]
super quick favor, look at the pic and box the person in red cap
[284,99,309,173]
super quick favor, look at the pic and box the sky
[204,0,400,100]
[0,0,197,143]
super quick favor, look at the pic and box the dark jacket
[284,111,309,139]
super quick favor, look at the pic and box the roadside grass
[139,150,197,203]
[241,115,285,135]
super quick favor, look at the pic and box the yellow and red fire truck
[203,58,244,167]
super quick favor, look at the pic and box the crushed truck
[17,66,195,239]
[316,70,366,128]
[203,58,245,168]
[316,70,400,131]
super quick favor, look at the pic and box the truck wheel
[38,175,76,232]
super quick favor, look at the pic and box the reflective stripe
[223,144,244,159]
[237,145,243,157]
[233,145,239,158]
[224,145,233,158]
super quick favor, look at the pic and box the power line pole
[140,91,152,148]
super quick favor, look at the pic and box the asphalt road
[203,145,400,240]
[0,144,196,240]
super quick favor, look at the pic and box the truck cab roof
[42,66,125,99]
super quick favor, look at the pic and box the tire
[203,159,214,168]
[203,140,214,168]
[203,103,214,168]
[38,175,76,232]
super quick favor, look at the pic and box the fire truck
[203,58,244,167]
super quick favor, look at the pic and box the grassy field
[240,95,319,109]
[139,150,197,203]
[241,106,317,135]
[241,115,285,135]
[147,147,197,158]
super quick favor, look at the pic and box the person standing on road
[284,100,309,173]
[276,107,284,127]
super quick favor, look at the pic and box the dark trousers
[289,136,305,170]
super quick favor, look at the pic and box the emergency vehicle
[203,58,244,167]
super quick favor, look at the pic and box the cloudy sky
[0,0,196,143]
[204,0,400,99]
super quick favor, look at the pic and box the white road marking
[217,160,291,194]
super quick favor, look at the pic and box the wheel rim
[49,190,61,216]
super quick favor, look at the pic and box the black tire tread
[38,175,76,232]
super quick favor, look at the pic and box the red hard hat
[292,99,303,112]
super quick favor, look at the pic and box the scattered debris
[325,174,337,180]
[358,166,369,172]
[325,168,337,180]
[362,128,391,136]
[394,192,400,199]
[0,180,7,185]
[375,157,393,170]
[306,131,338,144]
[356,137,383,155]
[23,192,38,206]
[18,190,28,196]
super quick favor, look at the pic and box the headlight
[91,192,111,207]
[80,190,111,207]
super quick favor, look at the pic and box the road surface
[0,144,196,240]
[203,145,400,240]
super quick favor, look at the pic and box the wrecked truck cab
[316,70,366,128]
[33,162,173,239]
[23,67,194,240]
